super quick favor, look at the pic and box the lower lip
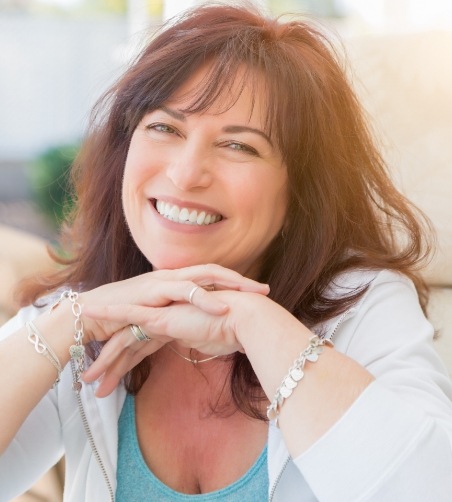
[148,201,224,234]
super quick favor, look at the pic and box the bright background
[1,0,451,238]
[2,0,451,162]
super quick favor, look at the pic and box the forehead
[165,64,270,125]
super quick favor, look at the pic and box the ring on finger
[129,324,152,342]
[188,286,200,304]
[189,284,215,304]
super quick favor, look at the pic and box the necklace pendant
[167,344,220,365]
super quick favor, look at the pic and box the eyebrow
[158,106,273,147]
[160,106,186,122]
[222,125,273,147]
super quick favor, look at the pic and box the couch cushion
[347,31,452,286]
[429,287,452,377]
[0,224,54,323]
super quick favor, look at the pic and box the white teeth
[169,205,179,221]
[154,200,221,226]
[179,208,189,222]
[189,210,197,223]
[163,202,172,217]
[196,211,206,225]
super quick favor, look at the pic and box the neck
[139,345,235,417]
[167,343,223,366]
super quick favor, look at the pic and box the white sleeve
[294,271,452,502]
[0,307,64,502]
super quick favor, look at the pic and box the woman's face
[122,68,288,277]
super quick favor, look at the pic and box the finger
[182,282,230,314]
[152,264,270,294]
[161,280,229,314]
[85,280,229,317]
[82,331,126,383]
[92,326,167,397]
[83,303,209,349]
[94,348,146,397]
[83,303,242,360]
[83,325,162,383]
[115,279,229,313]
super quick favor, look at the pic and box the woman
[1,4,451,501]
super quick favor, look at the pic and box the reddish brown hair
[21,4,432,419]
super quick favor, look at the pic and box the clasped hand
[79,264,269,397]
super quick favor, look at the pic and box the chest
[132,366,268,494]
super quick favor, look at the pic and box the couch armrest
[429,287,452,377]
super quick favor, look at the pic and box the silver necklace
[167,344,220,365]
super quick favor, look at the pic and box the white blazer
[1,270,451,501]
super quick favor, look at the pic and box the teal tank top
[116,393,269,501]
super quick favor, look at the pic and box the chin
[147,253,208,271]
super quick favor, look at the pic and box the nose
[166,140,213,191]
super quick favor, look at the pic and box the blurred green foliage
[1,0,128,16]
[74,0,127,15]
[28,144,79,229]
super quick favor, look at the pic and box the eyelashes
[144,122,260,158]
[145,123,178,135]
[220,141,259,156]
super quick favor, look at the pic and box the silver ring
[129,324,151,342]
[188,286,200,304]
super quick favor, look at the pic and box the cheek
[263,181,288,239]
[121,153,148,224]
[121,161,135,217]
[253,172,288,222]
[122,142,162,209]
[123,148,149,187]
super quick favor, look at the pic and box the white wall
[0,15,128,161]
[337,0,452,34]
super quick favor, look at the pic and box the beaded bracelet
[26,321,62,387]
[267,335,333,427]
[50,289,85,393]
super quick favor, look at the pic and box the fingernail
[214,303,229,313]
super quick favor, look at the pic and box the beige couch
[346,30,452,376]
[0,224,54,325]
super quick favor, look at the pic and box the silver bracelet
[26,321,62,387]
[267,335,333,427]
[50,289,85,393]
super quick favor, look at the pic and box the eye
[223,141,259,156]
[145,123,179,135]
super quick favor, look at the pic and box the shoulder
[320,269,426,349]
[326,268,415,299]
[0,303,44,341]
[322,269,438,373]
[0,290,63,341]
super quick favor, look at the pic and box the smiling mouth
[154,199,223,226]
